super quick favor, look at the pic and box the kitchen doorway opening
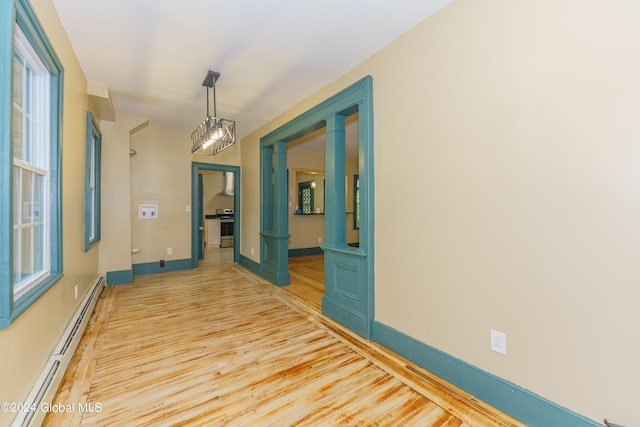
[190,163,240,268]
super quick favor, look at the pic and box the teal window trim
[1,0,64,328]
[84,111,101,251]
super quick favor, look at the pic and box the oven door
[220,219,234,247]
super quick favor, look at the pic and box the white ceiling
[51,0,452,138]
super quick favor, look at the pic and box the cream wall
[239,0,640,422]
[239,131,262,260]
[202,172,234,215]
[130,126,192,263]
[100,120,241,275]
[288,146,326,249]
[0,0,99,424]
[287,148,359,249]
[99,115,146,276]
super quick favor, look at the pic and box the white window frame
[12,25,51,299]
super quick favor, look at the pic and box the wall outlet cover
[491,329,507,355]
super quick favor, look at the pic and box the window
[84,112,101,251]
[1,0,64,328]
[298,181,314,214]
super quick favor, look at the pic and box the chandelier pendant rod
[203,70,220,118]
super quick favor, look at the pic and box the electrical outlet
[160,260,165,267]
[186,205,191,212]
[318,237,322,243]
[74,284,79,300]
[167,247,172,255]
[491,330,507,355]
[251,248,255,255]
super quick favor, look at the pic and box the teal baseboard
[106,269,133,285]
[132,259,192,276]
[289,246,324,257]
[239,255,261,276]
[323,295,370,339]
[260,266,290,287]
[372,322,602,427]
[240,254,290,286]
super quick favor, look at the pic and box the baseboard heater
[11,276,105,427]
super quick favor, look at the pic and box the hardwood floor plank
[283,255,526,427]
[44,263,525,426]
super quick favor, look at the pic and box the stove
[216,209,234,247]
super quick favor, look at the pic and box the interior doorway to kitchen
[190,163,240,268]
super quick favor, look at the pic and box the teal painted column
[261,146,273,234]
[272,141,290,285]
[273,141,288,235]
[260,141,290,286]
[324,114,347,247]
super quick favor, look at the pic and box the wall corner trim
[372,321,603,427]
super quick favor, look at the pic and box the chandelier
[191,70,236,155]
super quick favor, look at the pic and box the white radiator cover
[11,276,105,427]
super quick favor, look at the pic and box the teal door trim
[197,173,204,260]
[260,76,374,338]
[190,162,241,268]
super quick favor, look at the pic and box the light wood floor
[199,246,234,267]
[44,261,525,426]
[286,254,325,310]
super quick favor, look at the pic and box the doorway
[259,76,374,339]
[190,163,241,268]
[286,114,360,309]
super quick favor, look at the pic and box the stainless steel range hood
[219,172,235,196]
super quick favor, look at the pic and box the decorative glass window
[298,182,314,214]
[84,112,101,251]
[1,0,64,327]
